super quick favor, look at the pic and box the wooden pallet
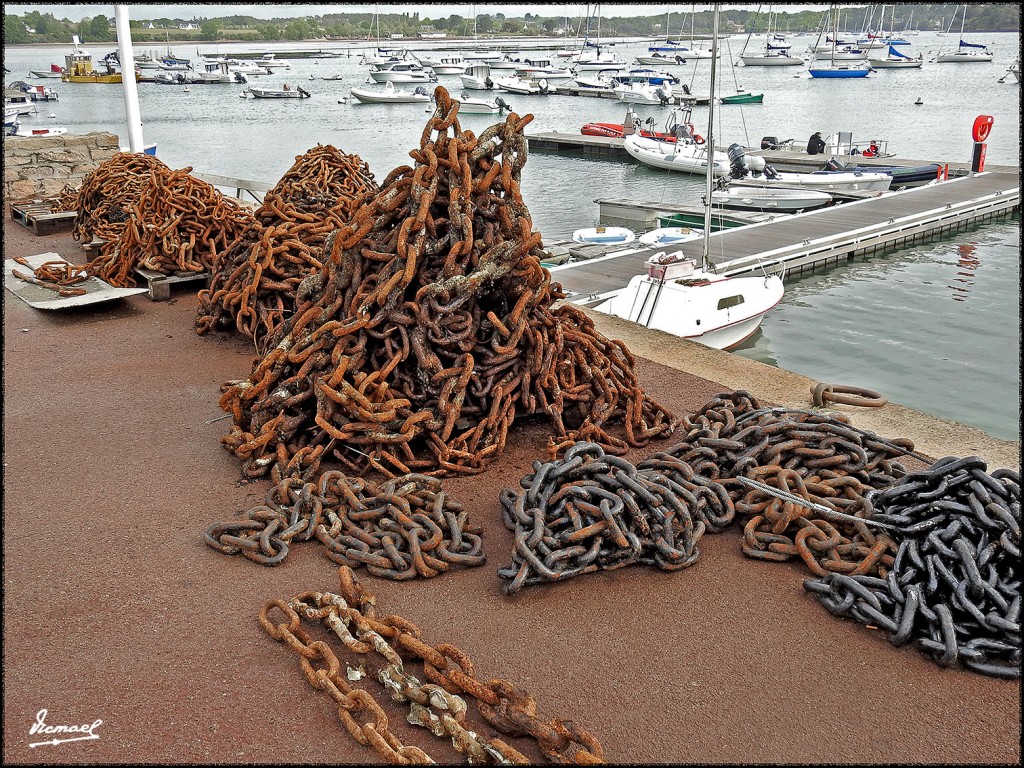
[82,238,105,257]
[134,267,209,301]
[10,199,77,236]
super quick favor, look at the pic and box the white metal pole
[115,5,144,152]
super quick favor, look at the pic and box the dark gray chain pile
[204,470,486,579]
[804,456,1021,678]
[498,442,708,594]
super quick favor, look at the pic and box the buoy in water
[914,97,923,105]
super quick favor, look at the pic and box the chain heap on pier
[218,86,675,481]
[196,144,379,344]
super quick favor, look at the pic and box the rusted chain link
[196,144,379,345]
[85,166,254,287]
[218,85,675,481]
[811,382,888,408]
[49,183,79,213]
[498,442,708,594]
[652,391,914,578]
[204,470,485,578]
[11,256,89,297]
[55,151,169,245]
[805,456,1020,678]
[261,566,605,764]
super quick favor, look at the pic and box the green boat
[719,92,764,105]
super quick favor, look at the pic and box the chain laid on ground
[85,166,254,287]
[811,382,888,408]
[11,256,89,297]
[497,442,707,594]
[53,152,170,245]
[196,144,379,345]
[804,456,1021,678]
[204,469,485,578]
[218,85,674,481]
[261,566,605,764]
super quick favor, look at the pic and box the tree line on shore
[4,5,1020,46]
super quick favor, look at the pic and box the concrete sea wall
[2,131,120,201]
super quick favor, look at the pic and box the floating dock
[546,170,1020,303]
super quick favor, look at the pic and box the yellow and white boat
[61,36,139,83]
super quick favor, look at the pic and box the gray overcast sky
[6,2,830,22]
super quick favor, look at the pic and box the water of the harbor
[3,31,1020,441]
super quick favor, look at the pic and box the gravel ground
[3,215,1019,764]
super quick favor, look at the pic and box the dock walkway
[547,170,1020,302]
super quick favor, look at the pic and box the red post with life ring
[971,115,993,173]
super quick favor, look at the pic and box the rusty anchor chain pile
[804,456,1021,678]
[56,151,170,245]
[85,166,255,287]
[217,86,674,481]
[261,565,605,764]
[498,442,708,595]
[49,183,80,214]
[204,470,485,579]
[196,144,379,344]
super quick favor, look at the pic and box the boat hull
[624,135,730,177]
[593,272,784,351]
[712,185,833,212]
[808,67,871,78]
[350,86,429,104]
[720,93,764,104]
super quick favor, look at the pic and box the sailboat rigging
[590,4,785,351]
[936,5,993,62]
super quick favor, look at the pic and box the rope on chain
[196,144,379,345]
[204,469,485,578]
[261,565,606,764]
[217,85,675,482]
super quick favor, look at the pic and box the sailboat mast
[702,3,720,270]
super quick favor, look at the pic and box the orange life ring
[693,134,705,145]
[971,114,993,142]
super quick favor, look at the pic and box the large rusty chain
[204,470,485,578]
[218,86,675,481]
[196,144,379,345]
[43,151,255,288]
[498,442,708,595]
[261,565,605,764]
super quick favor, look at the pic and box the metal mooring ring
[811,382,888,408]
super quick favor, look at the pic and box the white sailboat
[739,5,805,66]
[936,5,993,62]
[591,4,785,351]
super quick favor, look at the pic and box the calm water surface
[4,32,1020,441]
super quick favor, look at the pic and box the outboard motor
[414,86,428,96]
[234,72,248,84]
[484,76,494,90]
[760,135,779,150]
[824,156,843,171]
[656,85,672,106]
[726,143,747,179]
[494,96,512,115]
[680,82,691,95]
[538,78,549,94]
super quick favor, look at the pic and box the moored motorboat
[709,182,834,212]
[624,133,729,177]
[494,75,552,95]
[571,226,635,245]
[726,145,892,191]
[247,84,311,99]
[456,92,512,114]
[822,157,943,188]
[638,226,704,245]
[614,81,674,105]
[350,82,432,104]
[368,60,437,84]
